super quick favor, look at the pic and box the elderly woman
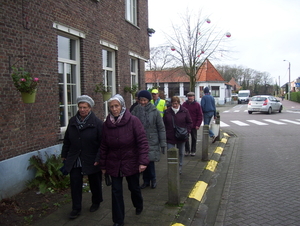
[131,90,166,189]
[61,95,103,219]
[95,94,149,226]
[163,96,192,174]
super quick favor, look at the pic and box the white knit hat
[77,95,95,107]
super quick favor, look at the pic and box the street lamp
[283,60,291,100]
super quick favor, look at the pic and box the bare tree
[163,10,231,92]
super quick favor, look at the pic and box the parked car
[248,95,283,114]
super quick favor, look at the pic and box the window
[126,0,137,25]
[58,35,80,130]
[130,58,138,85]
[102,49,116,116]
[211,86,220,97]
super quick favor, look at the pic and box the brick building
[0,0,150,199]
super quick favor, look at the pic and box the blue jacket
[200,94,216,117]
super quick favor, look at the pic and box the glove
[161,147,165,154]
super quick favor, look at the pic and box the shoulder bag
[172,115,188,141]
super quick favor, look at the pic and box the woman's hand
[101,169,106,175]
[139,165,147,173]
[94,162,99,166]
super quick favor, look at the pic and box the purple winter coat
[163,105,193,144]
[182,100,203,129]
[98,109,149,177]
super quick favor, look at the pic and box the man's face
[187,95,195,102]
[152,93,158,100]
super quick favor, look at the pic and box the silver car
[248,95,283,114]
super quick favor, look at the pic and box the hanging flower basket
[103,92,112,101]
[21,89,37,103]
[11,67,39,103]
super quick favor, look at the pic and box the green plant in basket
[11,66,39,94]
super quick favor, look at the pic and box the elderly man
[200,87,217,143]
[150,89,167,117]
[182,92,203,156]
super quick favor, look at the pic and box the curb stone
[170,132,230,226]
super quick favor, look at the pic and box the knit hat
[77,95,95,107]
[151,89,159,94]
[138,90,152,101]
[204,87,210,94]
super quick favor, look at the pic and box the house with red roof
[145,60,232,104]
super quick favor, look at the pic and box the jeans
[142,161,155,184]
[203,112,215,137]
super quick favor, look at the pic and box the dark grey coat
[131,102,166,162]
[61,111,103,175]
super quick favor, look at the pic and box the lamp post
[283,60,291,100]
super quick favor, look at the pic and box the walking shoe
[190,153,195,156]
[140,183,150,189]
[151,179,157,189]
[89,203,100,212]
[185,152,190,156]
[69,209,81,219]
[136,207,143,215]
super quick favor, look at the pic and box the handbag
[172,115,188,141]
[105,173,112,186]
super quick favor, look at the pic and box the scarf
[76,111,92,130]
[108,94,126,124]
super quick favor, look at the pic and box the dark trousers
[185,128,198,153]
[111,173,143,224]
[142,161,155,184]
[70,168,103,211]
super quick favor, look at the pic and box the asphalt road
[196,100,300,226]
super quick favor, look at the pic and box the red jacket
[163,105,193,144]
[182,100,203,129]
[98,110,149,177]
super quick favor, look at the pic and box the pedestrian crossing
[219,119,300,127]
[223,109,300,114]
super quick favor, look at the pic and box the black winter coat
[61,111,103,175]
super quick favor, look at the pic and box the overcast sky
[148,0,300,85]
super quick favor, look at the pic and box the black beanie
[204,87,210,93]
[138,90,152,101]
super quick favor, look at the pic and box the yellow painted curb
[206,159,217,172]
[189,181,208,201]
[221,138,227,143]
[215,146,223,155]
[171,224,185,226]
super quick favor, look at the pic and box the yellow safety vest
[151,99,166,117]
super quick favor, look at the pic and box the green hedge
[290,91,300,103]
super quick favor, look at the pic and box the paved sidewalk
[35,105,233,226]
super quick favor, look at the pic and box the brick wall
[0,0,150,160]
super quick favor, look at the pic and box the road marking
[246,120,268,125]
[220,121,230,127]
[233,110,240,112]
[231,120,250,126]
[280,119,300,125]
[263,119,286,125]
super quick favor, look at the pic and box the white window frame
[125,0,137,25]
[57,33,81,133]
[211,86,220,97]
[102,48,116,116]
